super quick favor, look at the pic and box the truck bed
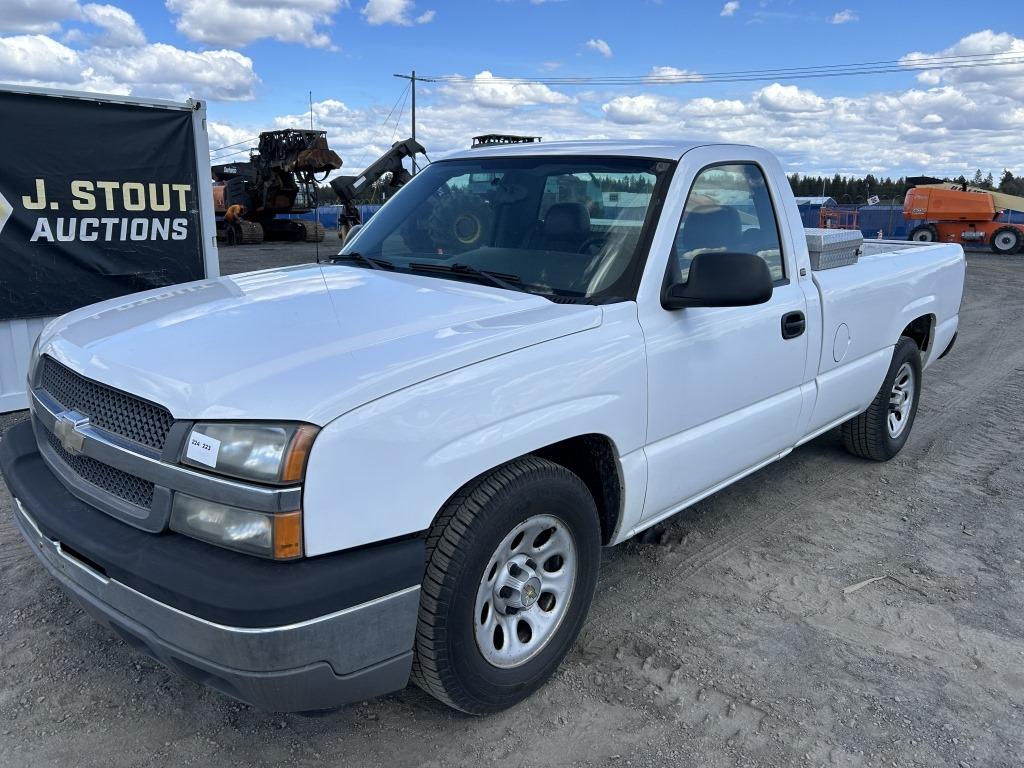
[801,239,965,439]
[858,239,945,258]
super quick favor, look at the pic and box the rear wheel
[412,457,601,714]
[841,337,922,461]
[990,226,1022,255]
[908,224,938,243]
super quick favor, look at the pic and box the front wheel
[412,457,601,714]
[841,336,922,461]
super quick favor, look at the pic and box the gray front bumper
[12,497,419,712]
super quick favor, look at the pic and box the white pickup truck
[1,141,965,715]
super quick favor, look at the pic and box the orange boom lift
[904,185,1024,254]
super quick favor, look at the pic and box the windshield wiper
[330,252,394,271]
[408,262,524,293]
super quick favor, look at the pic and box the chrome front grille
[42,426,156,509]
[30,356,300,533]
[39,357,174,452]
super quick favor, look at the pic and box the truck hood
[40,264,602,425]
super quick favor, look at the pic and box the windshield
[335,155,673,302]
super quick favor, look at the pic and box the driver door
[639,157,809,522]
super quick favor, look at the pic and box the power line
[209,136,259,153]
[421,50,1024,83]
[391,84,411,146]
[419,51,1024,87]
[209,147,252,163]
[352,83,410,171]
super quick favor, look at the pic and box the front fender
[301,304,647,556]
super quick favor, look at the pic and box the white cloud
[166,0,343,48]
[208,121,256,150]
[755,82,827,113]
[585,38,612,58]
[205,30,1024,179]
[91,43,258,100]
[0,34,83,81]
[0,0,81,33]
[441,71,573,108]
[602,94,677,124]
[207,121,259,163]
[646,66,703,83]
[830,9,858,24]
[902,30,1024,99]
[0,33,259,101]
[361,0,435,26]
[720,1,739,17]
[80,3,145,46]
[681,97,746,116]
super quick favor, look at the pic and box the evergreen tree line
[788,169,1024,204]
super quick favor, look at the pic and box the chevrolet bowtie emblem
[54,410,89,456]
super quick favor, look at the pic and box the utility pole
[393,70,420,174]
[410,70,417,175]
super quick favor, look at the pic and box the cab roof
[443,139,720,162]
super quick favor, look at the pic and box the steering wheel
[577,236,606,256]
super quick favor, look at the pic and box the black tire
[841,337,922,461]
[990,226,1022,255]
[412,457,601,714]
[426,191,493,255]
[908,224,938,243]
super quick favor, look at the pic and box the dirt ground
[1,245,1022,768]
[215,229,343,276]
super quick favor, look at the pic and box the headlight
[181,422,318,484]
[170,494,302,560]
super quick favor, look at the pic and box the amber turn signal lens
[273,510,304,560]
[281,425,319,484]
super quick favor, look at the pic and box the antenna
[310,90,320,264]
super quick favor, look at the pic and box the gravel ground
[215,230,342,276]
[1,247,1022,768]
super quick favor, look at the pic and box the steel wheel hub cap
[474,514,577,669]
[887,362,915,438]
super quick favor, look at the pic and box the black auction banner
[0,91,207,321]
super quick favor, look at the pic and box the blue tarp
[282,200,1020,240]
[280,204,383,229]
[857,205,909,240]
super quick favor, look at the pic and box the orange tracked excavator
[904,183,1024,255]
[212,129,342,246]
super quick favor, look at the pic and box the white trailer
[0,84,218,413]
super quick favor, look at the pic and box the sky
[1,0,1022,178]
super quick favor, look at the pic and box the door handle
[781,311,806,340]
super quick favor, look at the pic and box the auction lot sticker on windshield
[186,431,221,468]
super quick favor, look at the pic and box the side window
[673,164,784,283]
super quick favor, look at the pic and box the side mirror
[662,251,773,310]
